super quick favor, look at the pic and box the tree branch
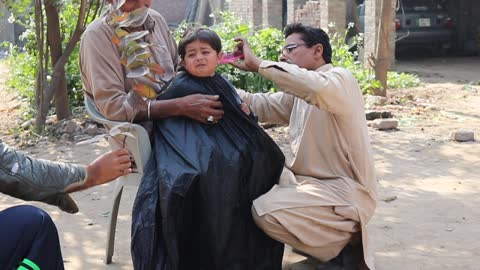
[42,0,87,109]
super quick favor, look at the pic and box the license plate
[418,18,431,27]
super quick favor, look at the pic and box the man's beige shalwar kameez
[80,9,178,123]
[238,61,377,269]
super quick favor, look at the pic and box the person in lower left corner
[0,139,132,270]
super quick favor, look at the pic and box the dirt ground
[1,56,479,270]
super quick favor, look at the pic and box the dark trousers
[0,205,64,270]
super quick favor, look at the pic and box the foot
[317,244,364,270]
[292,244,364,270]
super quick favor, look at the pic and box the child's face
[183,40,223,77]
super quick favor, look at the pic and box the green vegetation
[2,47,36,118]
[3,8,419,119]
[2,0,101,120]
[330,28,419,94]
[178,11,420,94]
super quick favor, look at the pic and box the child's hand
[240,102,251,116]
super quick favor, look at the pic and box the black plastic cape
[131,71,285,270]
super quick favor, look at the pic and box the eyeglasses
[281,43,307,55]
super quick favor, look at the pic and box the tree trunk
[373,0,394,96]
[45,0,70,120]
[34,0,47,132]
[35,0,88,132]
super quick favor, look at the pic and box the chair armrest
[84,95,152,174]
[84,95,128,127]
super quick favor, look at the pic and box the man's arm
[257,61,356,116]
[237,89,294,125]
[80,28,224,124]
[231,38,359,116]
[65,148,132,193]
[0,141,131,213]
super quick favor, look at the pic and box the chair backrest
[84,95,152,181]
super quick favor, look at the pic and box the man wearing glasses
[232,23,377,270]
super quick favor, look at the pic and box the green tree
[1,0,104,132]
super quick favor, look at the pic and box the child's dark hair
[178,27,222,59]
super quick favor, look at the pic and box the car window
[402,0,446,11]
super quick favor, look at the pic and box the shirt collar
[315,63,334,72]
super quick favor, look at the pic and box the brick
[371,118,398,130]
[449,130,475,142]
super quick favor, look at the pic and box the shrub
[2,0,102,119]
[330,27,419,93]
[2,44,37,118]
[176,12,419,94]
[4,8,419,117]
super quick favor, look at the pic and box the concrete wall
[209,0,225,11]
[0,5,15,46]
[151,0,193,27]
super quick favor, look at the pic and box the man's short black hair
[284,23,332,64]
[178,27,222,59]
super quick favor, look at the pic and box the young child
[177,27,251,118]
[131,28,285,270]
[179,27,224,78]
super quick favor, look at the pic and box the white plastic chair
[84,95,151,264]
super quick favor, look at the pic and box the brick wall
[226,0,345,33]
[287,0,308,24]
[262,0,283,28]
[294,1,321,27]
[227,0,263,26]
[293,0,346,33]
[319,0,346,33]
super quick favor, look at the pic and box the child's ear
[217,52,225,64]
[176,59,185,72]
